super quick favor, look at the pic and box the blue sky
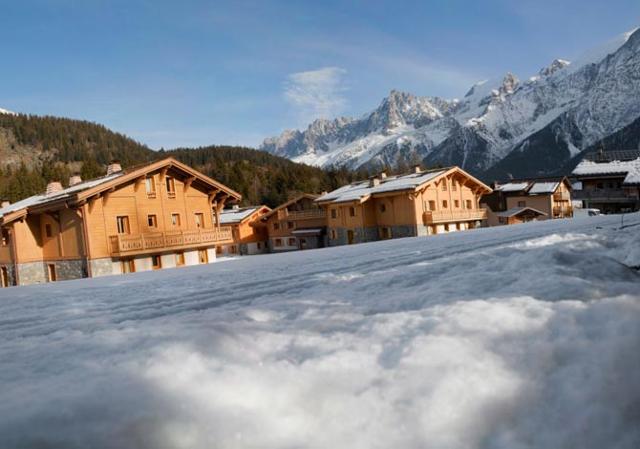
[1,0,638,149]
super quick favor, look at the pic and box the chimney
[69,174,83,186]
[46,181,63,196]
[380,171,387,179]
[107,160,122,176]
[1,200,10,209]
[413,164,421,173]
[369,176,381,187]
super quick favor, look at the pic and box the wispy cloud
[284,67,348,126]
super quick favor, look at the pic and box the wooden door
[347,230,354,245]
[47,264,57,282]
[0,267,8,287]
[198,249,208,264]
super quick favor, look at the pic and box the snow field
[0,214,639,448]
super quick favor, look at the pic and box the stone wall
[17,262,47,285]
[0,264,16,287]
[329,227,379,247]
[389,225,418,239]
[90,258,117,278]
[17,259,86,286]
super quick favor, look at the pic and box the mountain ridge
[261,28,640,180]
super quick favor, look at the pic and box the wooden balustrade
[109,227,233,255]
[276,209,326,220]
[423,209,487,224]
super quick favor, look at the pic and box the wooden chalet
[0,158,241,286]
[258,194,326,251]
[218,205,271,256]
[316,165,492,246]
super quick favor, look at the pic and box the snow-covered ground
[1,214,639,449]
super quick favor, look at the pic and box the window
[517,201,526,207]
[330,208,337,219]
[2,229,10,246]
[454,200,460,208]
[116,216,130,234]
[288,238,296,246]
[165,177,176,197]
[330,229,337,240]
[257,242,262,250]
[275,238,283,247]
[380,203,386,213]
[176,252,185,266]
[381,227,391,239]
[287,221,294,229]
[349,207,356,217]
[0,266,8,288]
[194,213,204,228]
[171,213,181,227]
[121,259,135,273]
[596,182,604,189]
[442,182,447,191]
[444,224,450,232]
[429,200,436,211]
[466,200,473,209]
[442,200,448,209]
[145,177,156,196]
[273,222,280,231]
[230,245,238,254]
[45,223,52,238]
[147,214,157,228]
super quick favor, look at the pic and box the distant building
[571,149,640,213]
[259,194,327,251]
[0,158,241,287]
[218,205,271,256]
[481,177,573,226]
[316,166,492,246]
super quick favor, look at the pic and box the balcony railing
[276,209,326,220]
[573,189,637,201]
[109,227,233,256]
[423,209,487,224]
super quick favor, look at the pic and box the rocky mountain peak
[539,59,571,77]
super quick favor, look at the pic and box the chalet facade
[316,166,492,246]
[218,205,271,256]
[259,194,326,251]
[0,158,240,287]
[571,150,640,213]
[481,177,573,226]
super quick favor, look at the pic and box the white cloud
[284,67,348,124]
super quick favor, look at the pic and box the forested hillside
[0,114,359,207]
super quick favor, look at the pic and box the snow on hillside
[0,107,16,115]
[1,215,640,448]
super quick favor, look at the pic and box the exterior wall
[90,258,118,278]
[265,196,326,252]
[506,195,552,218]
[325,171,488,246]
[85,171,218,260]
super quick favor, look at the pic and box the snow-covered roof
[219,206,264,224]
[528,181,560,194]
[317,169,450,204]
[496,206,548,218]
[495,182,529,192]
[0,173,123,220]
[572,157,640,185]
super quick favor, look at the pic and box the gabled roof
[219,206,271,225]
[496,206,548,218]
[316,167,492,205]
[493,176,571,195]
[572,157,640,185]
[0,157,241,225]
[261,194,320,220]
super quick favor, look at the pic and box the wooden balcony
[423,209,487,224]
[109,227,233,256]
[276,209,326,220]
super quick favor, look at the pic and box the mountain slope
[261,28,640,180]
[0,114,357,207]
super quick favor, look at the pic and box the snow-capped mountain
[261,28,640,179]
[0,108,16,115]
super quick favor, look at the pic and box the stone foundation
[16,259,87,286]
[0,264,17,287]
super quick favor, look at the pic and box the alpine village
[1,115,638,287]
